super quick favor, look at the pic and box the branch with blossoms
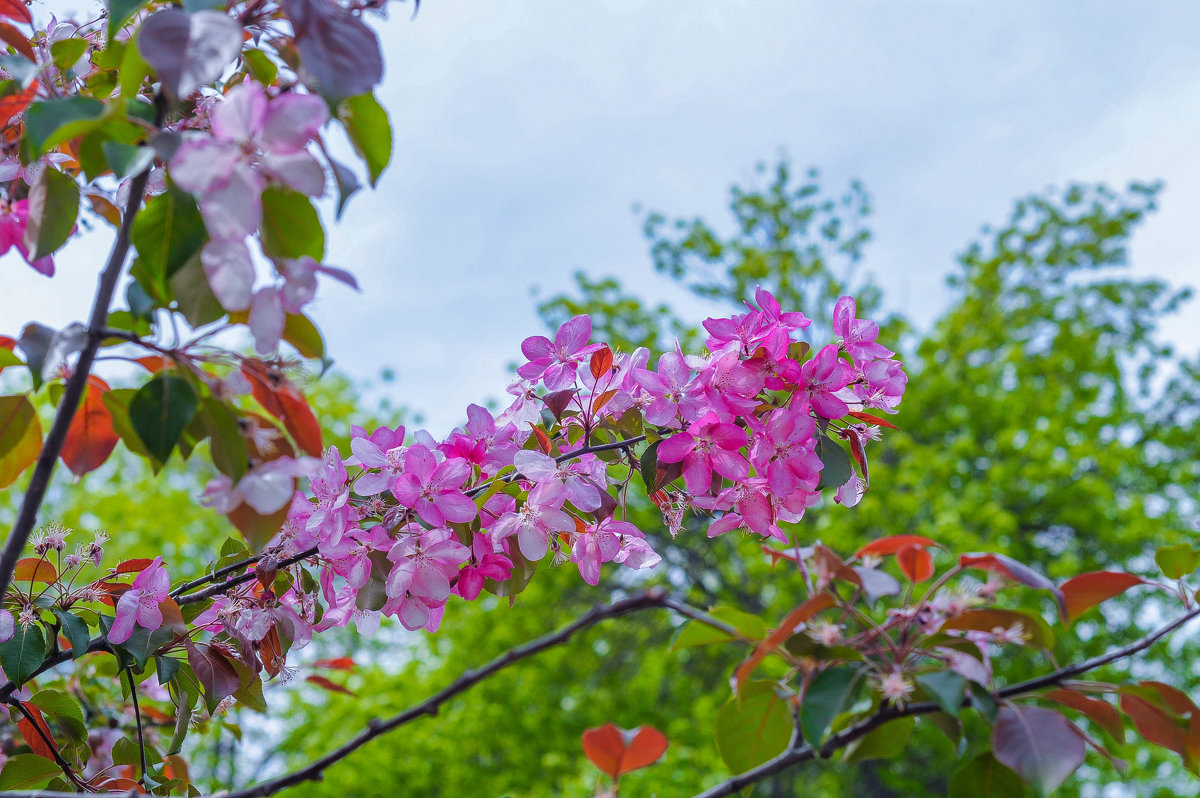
[0,0,1197,796]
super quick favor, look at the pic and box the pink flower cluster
[189,291,903,654]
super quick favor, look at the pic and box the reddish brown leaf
[542,388,578,422]
[312,656,356,670]
[855,535,938,558]
[17,703,56,759]
[0,79,36,128]
[1120,694,1188,756]
[848,410,899,430]
[590,389,618,414]
[133,355,169,373]
[734,593,835,692]
[589,346,613,380]
[1060,571,1146,623]
[60,377,119,476]
[531,425,553,455]
[228,499,290,552]
[277,385,322,457]
[1044,688,1124,741]
[13,557,56,583]
[582,723,668,779]
[0,23,36,61]
[959,552,1067,620]
[115,558,156,574]
[0,0,31,24]
[1139,681,1198,716]
[940,608,1051,649]
[896,544,933,582]
[306,674,356,696]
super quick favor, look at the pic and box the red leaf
[959,552,1067,620]
[61,377,119,476]
[134,356,169,373]
[242,361,324,456]
[855,535,938,558]
[17,703,56,759]
[589,346,613,380]
[115,558,156,574]
[312,656,356,671]
[1060,571,1146,623]
[542,388,578,422]
[896,544,933,582]
[0,0,30,26]
[530,425,553,455]
[306,674,356,696]
[848,411,899,430]
[0,79,36,128]
[582,723,668,779]
[590,389,618,414]
[0,23,36,62]
[13,557,56,583]
[734,593,835,692]
[1119,694,1188,756]
[1044,688,1124,741]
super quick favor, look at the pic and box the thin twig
[7,698,91,792]
[0,158,157,601]
[125,668,149,784]
[690,604,1200,798]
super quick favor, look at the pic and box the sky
[3,1,1199,434]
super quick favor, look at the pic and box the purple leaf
[138,9,242,100]
[960,552,1067,620]
[282,0,384,101]
[992,705,1085,795]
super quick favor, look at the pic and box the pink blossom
[349,424,408,496]
[517,315,602,391]
[852,358,908,414]
[750,405,821,496]
[657,412,749,495]
[109,557,170,645]
[513,449,602,511]
[385,527,470,603]
[634,351,700,428]
[0,198,54,276]
[797,344,855,419]
[391,445,477,526]
[833,296,892,364]
[491,481,575,561]
[454,531,513,600]
[571,519,623,585]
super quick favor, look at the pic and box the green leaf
[170,251,225,327]
[29,689,87,740]
[242,48,277,86]
[670,607,768,651]
[0,622,45,685]
[119,35,151,100]
[260,186,324,260]
[201,398,248,481]
[1155,543,1199,580]
[50,38,89,73]
[51,609,91,659]
[714,681,792,773]
[841,716,915,763]
[108,0,147,39]
[816,434,852,489]
[917,671,966,718]
[639,440,660,494]
[117,623,175,670]
[156,654,181,685]
[131,184,208,286]
[0,754,63,790]
[102,387,152,458]
[281,313,326,360]
[338,92,391,187]
[24,97,105,153]
[112,735,141,767]
[24,167,80,260]
[799,666,861,745]
[949,752,1026,798]
[102,141,155,179]
[0,394,42,489]
[129,375,200,464]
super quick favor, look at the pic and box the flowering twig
[690,604,1200,798]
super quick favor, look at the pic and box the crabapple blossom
[658,412,750,495]
[390,445,477,526]
[518,314,603,391]
[109,557,171,645]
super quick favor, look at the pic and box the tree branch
[0,164,155,602]
[7,698,90,792]
[690,604,1200,798]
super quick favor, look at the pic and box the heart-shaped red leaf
[582,723,668,779]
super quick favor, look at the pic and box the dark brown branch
[0,164,156,602]
[7,698,90,792]
[211,588,729,798]
[690,604,1200,798]
[125,668,148,784]
[176,547,318,605]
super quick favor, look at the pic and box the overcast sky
[3,1,1199,434]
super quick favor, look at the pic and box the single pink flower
[390,445,477,526]
[517,315,602,390]
[0,198,55,276]
[657,412,749,495]
[109,557,170,645]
